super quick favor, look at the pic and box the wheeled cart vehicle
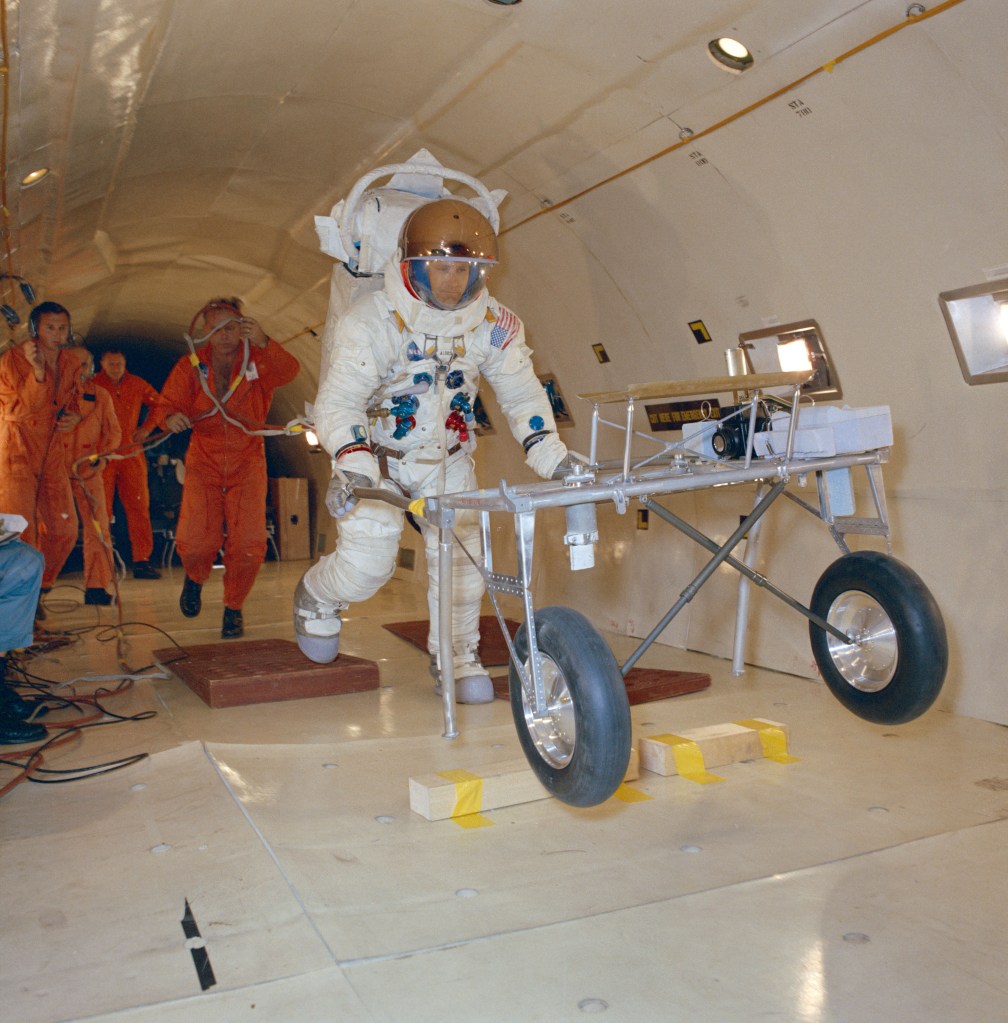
[366,370,948,808]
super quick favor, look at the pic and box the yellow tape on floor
[612,783,652,803]
[733,719,801,764]
[437,769,494,828]
[650,734,725,784]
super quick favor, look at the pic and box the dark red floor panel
[153,639,379,708]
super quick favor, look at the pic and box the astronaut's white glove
[524,432,569,480]
[327,449,380,519]
[550,451,589,480]
[326,471,373,519]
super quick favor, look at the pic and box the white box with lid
[753,405,893,458]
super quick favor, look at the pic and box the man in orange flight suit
[60,347,122,606]
[160,297,299,639]
[93,349,164,580]
[0,302,82,616]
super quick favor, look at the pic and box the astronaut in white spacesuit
[294,197,568,703]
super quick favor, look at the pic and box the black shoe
[0,682,37,719]
[221,608,243,639]
[84,587,113,606]
[133,561,161,580]
[180,576,202,618]
[0,658,45,720]
[0,707,46,745]
[0,687,48,720]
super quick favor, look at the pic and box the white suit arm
[479,301,568,479]
[313,302,389,482]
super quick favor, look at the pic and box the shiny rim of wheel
[519,654,576,769]
[825,589,899,693]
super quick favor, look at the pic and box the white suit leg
[399,454,486,680]
[423,504,485,675]
[303,497,404,607]
[295,500,403,663]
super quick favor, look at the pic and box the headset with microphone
[28,300,74,342]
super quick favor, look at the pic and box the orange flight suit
[0,344,81,587]
[157,339,299,609]
[93,370,162,563]
[61,384,122,590]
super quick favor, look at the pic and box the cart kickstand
[732,483,768,676]
[437,521,459,739]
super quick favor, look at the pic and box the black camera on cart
[709,402,772,459]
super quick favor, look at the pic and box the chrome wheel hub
[520,654,576,768]
[825,590,898,692]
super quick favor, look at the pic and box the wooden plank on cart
[639,719,791,777]
[579,370,812,405]
[409,748,641,822]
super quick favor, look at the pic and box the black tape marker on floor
[181,898,217,991]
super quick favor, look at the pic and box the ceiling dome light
[708,37,754,73]
[20,168,49,187]
[485,0,522,5]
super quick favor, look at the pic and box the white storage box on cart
[681,404,893,459]
[753,405,893,457]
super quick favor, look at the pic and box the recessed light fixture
[708,37,754,73]
[20,168,49,187]
[485,0,521,5]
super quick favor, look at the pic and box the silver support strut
[637,494,852,651]
[438,523,459,739]
[514,510,547,716]
[622,479,789,675]
[732,484,768,677]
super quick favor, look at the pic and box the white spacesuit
[295,198,568,703]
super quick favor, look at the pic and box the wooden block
[409,747,640,822]
[639,718,789,777]
[153,639,379,708]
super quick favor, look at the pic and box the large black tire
[809,551,947,724]
[509,606,632,808]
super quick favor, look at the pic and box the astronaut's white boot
[293,575,346,664]
[431,655,495,704]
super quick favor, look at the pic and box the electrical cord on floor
[31,581,193,680]
[0,718,150,796]
[0,615,184,798]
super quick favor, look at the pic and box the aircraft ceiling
[3,0,916,364]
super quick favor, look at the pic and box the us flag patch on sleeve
[489,306,519,350]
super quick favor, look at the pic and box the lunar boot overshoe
[293,575,345,664]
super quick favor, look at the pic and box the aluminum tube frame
[418,449,889,742]
[438,523,458,739]
[435,450,888,519]
[621,479,788,675]
[637,492,851,660]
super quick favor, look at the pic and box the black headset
[28,301,73,340]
